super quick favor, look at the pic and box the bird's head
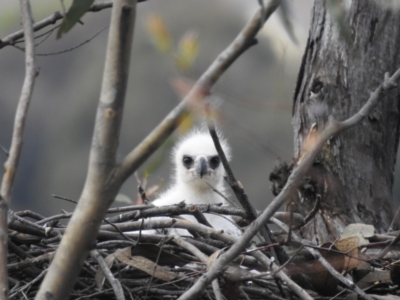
[173,130,231,190]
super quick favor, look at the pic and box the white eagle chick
[152,130,241,236]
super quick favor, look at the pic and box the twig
[188,205,213,228]
[172,234,208,263]
[376,230,400,259]
[90,250,125,300]
[0,145,9,157]
[388,203,400,232]
[303,194,320,224]
[0,0,36,297]
[145,236,167,298]
[9,269,47,299]
[102,219,135,242]
[208,119,283,264]
[106,204,246,223]
[271,217,374,300]
[0,2,126,49]
[250,250,313,300]
[207,122,256,221]
[287,201,294,244]
[137,185,146,202]
[8,252,55,272]
[309,248,372,300]
[211,280,224,300]
[206,181,237,207]
[51,194,78,204]
[36,26,108,56]
[177,48,400,300]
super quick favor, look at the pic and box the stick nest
[7,203,400,300]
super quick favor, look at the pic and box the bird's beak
[196,157,208,178]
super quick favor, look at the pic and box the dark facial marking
[209,156,220,170]
[182,155,193,169]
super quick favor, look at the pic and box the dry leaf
[340,223,375,245]
[207,249,224,270]
[354,269,391,289]
[115,247,176,281]
[131,243,187,266]
[334,236,360,271]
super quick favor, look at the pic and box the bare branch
[172,234,208,263]
[0,0,36,298]
[177,54,400,300]
[250,251,313,300]
[211,280,224,300]
[35,1,137,299]
[1,0,37,205]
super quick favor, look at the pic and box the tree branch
[35,1,137,299]
[0,1,148,49]
[177,63,400,300]
[0,0,36,298]
[113,0,280,185]
[208,120,285,265]
[90,250,125,300]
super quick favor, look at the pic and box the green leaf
[57,0,95,39]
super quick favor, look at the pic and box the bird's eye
[182,156,193,168]
[209,156,220,169]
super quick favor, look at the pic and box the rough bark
[292,0,400,243]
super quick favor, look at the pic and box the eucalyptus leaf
[57,0,95,39]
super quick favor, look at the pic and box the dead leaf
[340,224,375,245]
[334,236,360,271]
[115,247,176,281]
[354,269,391,289]
[206,249,224,270]
[131,243,187,266]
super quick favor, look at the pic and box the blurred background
[2,0,397,217]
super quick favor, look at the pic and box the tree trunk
[292,0,400,244]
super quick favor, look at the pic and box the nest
[7,202,400,300]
